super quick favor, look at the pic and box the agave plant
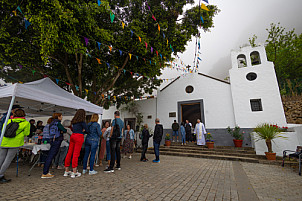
[253,123,287,153]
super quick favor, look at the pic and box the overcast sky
[161,0,302,82]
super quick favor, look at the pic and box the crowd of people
[0,107,164,183]
[172,119,207,146]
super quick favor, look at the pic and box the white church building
[102,45,288,147]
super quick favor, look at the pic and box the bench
[282,146,302,176]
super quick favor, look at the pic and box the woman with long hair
[122,124,135,159]
[0,109,30,183]
[99,121,109,166]
[64,109,88,178]
[41,113,67,178]
[82,114,101,175]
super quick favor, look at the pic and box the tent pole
[0,95,16,145]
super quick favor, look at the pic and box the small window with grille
[250,99,263,112]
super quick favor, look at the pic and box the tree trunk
[63,54,78,96]
[76,53,83,97]
[265,139,272,153]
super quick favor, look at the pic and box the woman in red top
[64,109,88,178]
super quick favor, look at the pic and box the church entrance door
[178,100,205,129]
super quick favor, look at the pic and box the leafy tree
[0,0,219,108]
[249,23,302,95]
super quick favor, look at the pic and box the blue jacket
[72,122,88,134]
[180,125,186,135]
[87,122,102,140]
[123,129,135,140]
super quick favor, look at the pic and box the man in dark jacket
[185,120,192,143]
[172,120,180,142]
[140,124,153,162]
[153,118,163,163]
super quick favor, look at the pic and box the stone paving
[0,154,301,201]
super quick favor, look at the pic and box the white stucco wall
[229,46,287,128]
[251,129,302,157]
[156,73,236,129]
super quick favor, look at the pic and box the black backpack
[4,120,21,138]
[111,120,120,140]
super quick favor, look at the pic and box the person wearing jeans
[171,120,179,142]
[64,109,88,178]
[104,111,124,173]
[180,122,186,145]
[82,114,102,175]
[41,113,67,179]
[0,108,30,183]
[53,120,72,169]
[153,118,163,163]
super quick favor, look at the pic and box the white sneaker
[71,172,81,178]
[63,171,72,177]
[82,169,87,174]
[129,155,132,159]
[89,170,98,175]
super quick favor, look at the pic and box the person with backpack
[64,109,88,178]
[0,108,30,183]
[104,111,124,173]
[53,120,72,169]
[0,105,23,137]
[82,114,102,175]
[41,113,67,179]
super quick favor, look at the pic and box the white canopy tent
[0,77,103,144]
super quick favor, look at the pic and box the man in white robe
[194,119,206,146]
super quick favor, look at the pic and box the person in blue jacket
[82,114,102,175]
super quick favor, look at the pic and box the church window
[185,85,194,93]
[246,72,257,81]
[250,99,263,112]
[237,54,247,68]
[250,51,261,65]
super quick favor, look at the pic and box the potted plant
[206,133,214,149]
[165,133,171,147]
[227,126,244,147]
[253,123,287,160]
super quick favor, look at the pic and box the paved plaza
[0,154,301,201]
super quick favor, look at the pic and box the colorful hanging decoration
[84,37,89,46]
[128,53,132,60]
[200,16,204,23]
[96,58,102,64]
[110,12,115,23]
[97,42,101,50]
[24,19,31,29]
[201,3,210,11]
[97,0,102,6]
[121,21,125,29]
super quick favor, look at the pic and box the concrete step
[170,142,255,150]
[159,147,263,159]
[140,149,260,163]
[163,145,257,154]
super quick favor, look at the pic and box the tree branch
[95,55,130,105]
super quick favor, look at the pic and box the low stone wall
[283,96,302,124]
[163,128,253,147]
